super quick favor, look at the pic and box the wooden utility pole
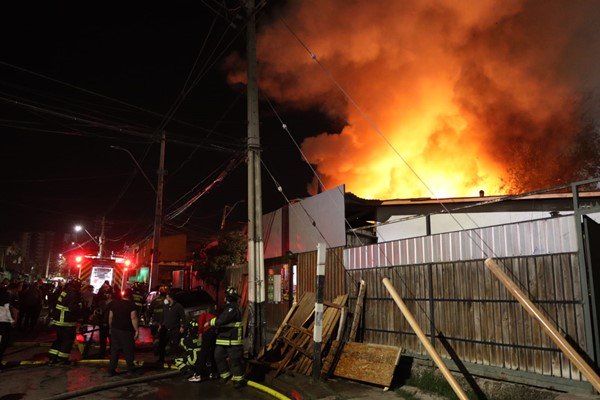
[98,216,106,258]
[150,132,166,290]
[246,0,266,356]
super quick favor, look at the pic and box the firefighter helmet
[225,286,239,300]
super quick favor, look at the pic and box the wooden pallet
[261,292,348,377]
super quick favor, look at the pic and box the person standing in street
[48,280,82,364]
[157,291,186,363]
[148,285,167,358]
[0,285,17,369]
[188,309,217,382]
[20,280,42,331]
[91,289,112,358]
[207,287,245,389]
[107,288,139,376]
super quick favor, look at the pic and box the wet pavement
[1,319,411,400]
[0,363,274,400]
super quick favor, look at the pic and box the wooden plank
[349,279,366,342]
[281,337,312,358]
[265,302,298,351]
[288,291,316,327]
[321,339,341,376]
[333,342,403,387]
[296,294,348,375]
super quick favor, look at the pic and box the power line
[0,61,225,133]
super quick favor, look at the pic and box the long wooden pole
[485,258,600,393]
[382,277,468,400]
[349,279,366,342]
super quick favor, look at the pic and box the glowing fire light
[227,0,600,198]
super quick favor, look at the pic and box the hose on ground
[6,358,292,400]
[41,370,181,400]
[247,380,292,400]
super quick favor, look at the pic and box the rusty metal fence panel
[297,246,348,302]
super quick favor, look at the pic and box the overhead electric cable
[166,155,244,220]
[0,61,223,133]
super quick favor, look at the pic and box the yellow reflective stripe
[221,322,242,328]
[49,349,59,355]
[188,350,198,365]
[53,321,76,327]
[231,375,244,381]
[220,372,231,379]
[209,317,216,326]
[55,304,69,311]
[216,339,243,346]
[58,351,70,358]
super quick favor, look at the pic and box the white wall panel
[345,215,578,269]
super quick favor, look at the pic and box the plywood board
[334,342,402,387]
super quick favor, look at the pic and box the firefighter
[174,319,202,375]
[148,285,168,357]
[207,286,245,389]
[48,280,82,364]
[148,286,168,332]
[131,283,145,324]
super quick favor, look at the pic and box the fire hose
[2,358,292,400]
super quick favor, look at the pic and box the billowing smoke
[227,0,600,198]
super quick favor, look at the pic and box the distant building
[18,231,68,278]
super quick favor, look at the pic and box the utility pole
[98,216,106,257]
[150,132,166,290]
[246,0,266,356]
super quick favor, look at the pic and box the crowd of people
[0,278,246,388]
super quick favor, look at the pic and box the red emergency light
[75,256,83,263]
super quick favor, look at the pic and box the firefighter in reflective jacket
[48,280,82,364]
[207,287,245,388]
[131,284,145,323]
[174,320,202,373]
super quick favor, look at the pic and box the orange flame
[227,0,600,198]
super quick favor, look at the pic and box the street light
[74,225,99,245]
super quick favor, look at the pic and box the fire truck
[73,255,132,293]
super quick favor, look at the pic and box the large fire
[227,0,600,198]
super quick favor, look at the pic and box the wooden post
[382,277,468,400]
[349,279,366,342]
[485,258,600,393]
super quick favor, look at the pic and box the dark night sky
[0,1,328,249]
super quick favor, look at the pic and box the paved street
[0,363,274,400]
[0,326,410,400]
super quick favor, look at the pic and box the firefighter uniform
[48,284,82,364]
[210,287,244,388]
[132,290,145,322]
[174,320,202,372]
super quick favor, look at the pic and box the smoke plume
[227,0,600,198]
